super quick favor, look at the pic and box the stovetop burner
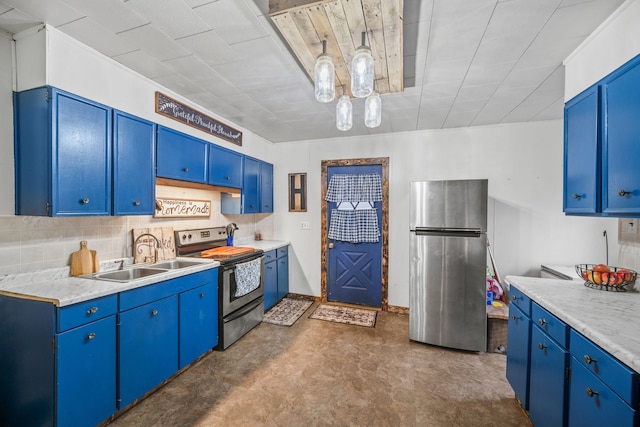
[174,227,262,263]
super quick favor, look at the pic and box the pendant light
[351,32,374,98]
[364,85,381,128]
[336,85,352,131]
[314,40,335,103]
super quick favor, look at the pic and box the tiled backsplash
[0,185,273,275]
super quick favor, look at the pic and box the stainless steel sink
[92,267,167,283]
[153,260,205,270]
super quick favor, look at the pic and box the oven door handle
[224,296,263,323]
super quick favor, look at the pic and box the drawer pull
[183,167,189,172]
[538,343,547,350]
[619,189,630,197]
[583,354,597,365]
[134,200,141,206]
[87,332,96,340]
[226,176,231,180]
[151,309,159,316]
[511,315,517,320]
[572,193,581,200]
[511,295,519,301]
[87,307,98,315]
[81,198,90,205]
[538,319,547,326]
[585,387,599,397]
[200,292,205,298]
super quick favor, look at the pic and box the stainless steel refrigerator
[409,179,488,352]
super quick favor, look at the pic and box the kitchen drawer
[532,302,569,348]
[277,246,288,258]
[119,269,217,312]
[264,249,276,263]
[569,358,638,427]
[570,329,639,407]
[58,294,118,332]
[509,286,531,316]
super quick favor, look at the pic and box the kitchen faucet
[134,233,161,263]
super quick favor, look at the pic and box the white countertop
[0,240,290,308]
[505,275,640,374]
[540,264,583,281]
[0,258,220,307]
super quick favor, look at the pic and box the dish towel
[234,258,262,297]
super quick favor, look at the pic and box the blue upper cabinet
[113,111,156,215]
[14,86,112,216]
[156,126,208,184]
[564,53,640,217]
[602,57,640,215]
[260,161,274,213]
[563,86,600,214]
[208,144,243,188]
[243,157,261,213]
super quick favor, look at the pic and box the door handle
[328,242,334,249]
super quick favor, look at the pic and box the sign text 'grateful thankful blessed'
[155,92,242,146]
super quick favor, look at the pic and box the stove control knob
[188,234,192,239]
[181,234,187,240]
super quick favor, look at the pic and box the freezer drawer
[409,231,488,352]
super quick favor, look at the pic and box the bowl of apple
[575,264,637,291]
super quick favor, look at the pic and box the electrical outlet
[300,221,310,230]
[621,219,638,234]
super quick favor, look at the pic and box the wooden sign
[155,92,243,146]
[289,173,307,212]
[132,227,176,264]
[154,198,211,218]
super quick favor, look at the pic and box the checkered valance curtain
[326,174,381,243]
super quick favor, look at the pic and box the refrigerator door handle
[413,227,483,238]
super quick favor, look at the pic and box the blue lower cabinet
[118,295,179,409]
[179,282,218,369]
[506,302,531,409]
[569,359,638,427]
[528,326,569,427]
[57,316,116,427]
[264,257,278,311]
[277,255,289,301]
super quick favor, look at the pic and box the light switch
[300,221,310,230]
[621,219,637,234]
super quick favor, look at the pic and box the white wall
[564,0,640,100]
[0,32,14,216]
[273,121,619,308]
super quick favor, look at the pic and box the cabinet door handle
[134,200,140,206]
[81,198,90,205]
[511,314,517,320]
[572,193,582,200]
[200,292,205,298]
[183,167,189,172]
[226,176,231,180]
[583,354,596,364]
[619,189,631,197]
[87,307,98,314]
[87,332,96,340]
[151,309,159,316]
[538,318,547,326]
[511,295,519,302]
[585,387,599,397]
[538,343,547,350]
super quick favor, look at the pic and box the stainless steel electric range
[175,227,264,350]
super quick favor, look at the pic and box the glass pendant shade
[351,33,374,98]
[336,94,353,131]
[314,41,335,103]
[364,91,381,128]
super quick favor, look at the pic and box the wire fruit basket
[575,264,637,292]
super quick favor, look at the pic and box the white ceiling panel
[0,0,626,142]
[194,0,269,45]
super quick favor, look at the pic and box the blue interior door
[327,165,382,307]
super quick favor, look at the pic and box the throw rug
[309,304,377,328]
[263,297,313,326]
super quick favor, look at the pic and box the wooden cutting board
[200,246,255,259]
[70,241,100,276]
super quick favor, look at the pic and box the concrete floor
[109,304,532,426]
